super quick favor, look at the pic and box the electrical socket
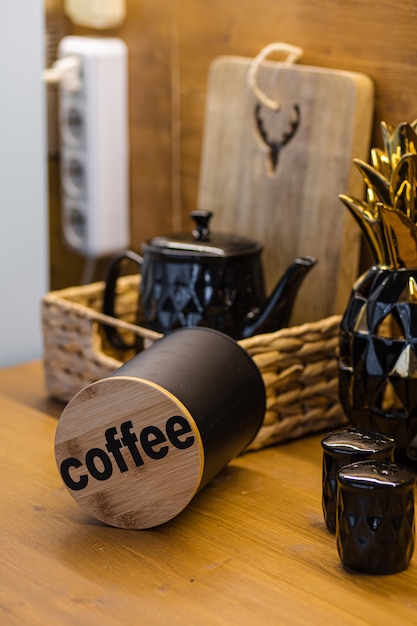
[58,36,129,258]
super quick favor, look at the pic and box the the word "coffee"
[60,416,195,491]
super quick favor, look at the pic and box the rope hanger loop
[247,42,304,111]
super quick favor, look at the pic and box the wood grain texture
[48,0,417,295]
[175,0,417,241]
[2,361,417,625]
[197,57,374,324]
[55,376,204,529]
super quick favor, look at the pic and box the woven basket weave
[42,275,347,451]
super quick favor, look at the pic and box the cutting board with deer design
[197,56,374,325]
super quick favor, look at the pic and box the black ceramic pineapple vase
[339,266,417,469]
[338,119,417,472]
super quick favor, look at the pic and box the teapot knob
[191,210,213,241]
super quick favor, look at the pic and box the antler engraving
[254,103,301,174]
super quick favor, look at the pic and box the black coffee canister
[55,327,266,529]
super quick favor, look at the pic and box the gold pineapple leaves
[340,120,417,269]
[380,205,417,268]
[391,154,417,219]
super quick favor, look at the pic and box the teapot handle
[102,250,144,350]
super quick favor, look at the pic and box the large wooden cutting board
[197,56,374,325]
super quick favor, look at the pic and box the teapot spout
[241,256,317,339]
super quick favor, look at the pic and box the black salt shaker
[336,461,416,574]
[321,428,395,533]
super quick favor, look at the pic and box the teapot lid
[145,211,262,258]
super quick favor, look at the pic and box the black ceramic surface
[321,428,395,533]
[336,461,416,575]
[339,266,417,471]
[140,250,265,339]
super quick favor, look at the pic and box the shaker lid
[321,428,396,455]
[338,461,416,489]
[145,210,262,257]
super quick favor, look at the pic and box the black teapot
[103,210,316,348]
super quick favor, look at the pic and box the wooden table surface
[1,361,417,625]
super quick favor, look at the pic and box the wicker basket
[42,275,347,451]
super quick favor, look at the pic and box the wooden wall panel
[47,0,417,289]
[176,0,417,226]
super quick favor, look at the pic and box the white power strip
[57,36,129,258]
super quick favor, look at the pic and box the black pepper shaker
[321,428,395,533]
[336,461,416,575]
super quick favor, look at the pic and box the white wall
[0,1,49,367]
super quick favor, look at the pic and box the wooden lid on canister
[55,377,204,529]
